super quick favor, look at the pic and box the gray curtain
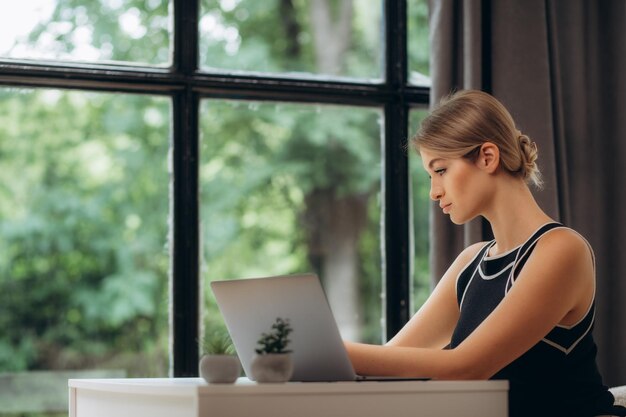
[428,0,626,386]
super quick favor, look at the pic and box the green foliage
[201,330,236,356]
[199,100,384,344]
[25,0,170,64]
[0,89,170,374]
[200,0,383,78]
[408,0,431,82]
[255,318,293,355]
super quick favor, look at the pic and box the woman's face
[420,148,492,225]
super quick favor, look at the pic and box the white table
[68,377,508,417]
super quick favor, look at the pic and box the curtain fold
[427,0,626,385]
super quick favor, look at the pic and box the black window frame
[0,0,429,377]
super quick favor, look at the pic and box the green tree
[0,89,170,374]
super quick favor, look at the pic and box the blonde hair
[413,90,543,188]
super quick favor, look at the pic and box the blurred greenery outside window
[0,88,171,415]
[200,0,384,80]
[0,0,171,66]
[409,108,432,312]
[408,0,431,86]
[200,100,383,343]
[0,0,430,415]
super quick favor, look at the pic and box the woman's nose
[430,184,443,201]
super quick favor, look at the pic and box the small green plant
[202,329,236,355]
[255,317,293,354]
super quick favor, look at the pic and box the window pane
[0,88,170,416]
[199,0,383,81]
[408,0,430,86]
[200,100,383,346]
[409,108,431,312]
[0,0,171,66]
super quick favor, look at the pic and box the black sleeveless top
[449,223,624,417]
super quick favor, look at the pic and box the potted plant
[199,329,241,384]
[250,317,294,383]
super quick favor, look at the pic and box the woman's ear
[477,142,500,174]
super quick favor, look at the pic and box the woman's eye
[434,168,446,176]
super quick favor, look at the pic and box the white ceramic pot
[199,354,241,384]
[250,353,294,383]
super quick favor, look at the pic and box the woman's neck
[482,177,553,256]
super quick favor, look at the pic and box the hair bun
[516,131,543,188]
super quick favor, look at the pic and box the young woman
[345,90,625,417]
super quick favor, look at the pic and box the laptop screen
[211,273,358,382]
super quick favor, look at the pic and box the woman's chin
[449,213,478,226]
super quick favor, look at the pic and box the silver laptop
[211,273,428,382]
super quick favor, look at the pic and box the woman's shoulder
[451,241,491,272]
[536,225,593,258]
[460,240,491,259]
[436,241,491,288]
[524,225,595,291]
[520,225,595,322]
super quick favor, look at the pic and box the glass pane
[200,100,383,347]
[0,0,171,66]
[0,88,170,416]
[409,108,431,312]
[199,0,383,81]
[408,0,431,86]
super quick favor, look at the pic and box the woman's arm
[345,341,463,378]
[385,241,486,349]
[346,229,594,380]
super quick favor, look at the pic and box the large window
[0,0,430,415]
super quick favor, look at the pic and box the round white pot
[199,354,241,384]
[250,353,294,383]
